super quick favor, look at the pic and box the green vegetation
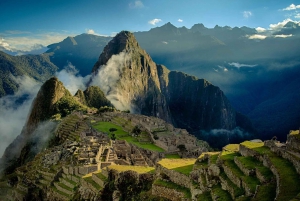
[223,144,239,152]
[211,184,233,201]
[236,156,274,181]
[172,164,194,176]
[93,121,164,152]
[219,171,244,197]
[240,141,264,149]
[241,142,300,200]
[210,154,219,164]
[165,154,180,159]
[108,165,155,174]
[154,179,191,198]
[196,191,213,201]
[96,172,108,182]
[252,183,276,201]
[83,176,101,189]
[54,95,88,117]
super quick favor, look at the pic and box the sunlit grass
[108,165,155,174]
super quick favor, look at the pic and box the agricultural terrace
[158,158,196,175]
[107,165,155,174]
[92,121,165,152]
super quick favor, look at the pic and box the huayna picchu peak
[90,30,253,146]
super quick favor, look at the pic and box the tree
[111,133,116,140]
[109,128,117,133]
[132,125,141,137]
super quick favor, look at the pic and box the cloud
[248,34,267,40]
[129,0,144,9]
[148,18,162,25]
[162,41,168,44]
[90,52,132,111]
[295,13,300,18]
[0,76,41,157]
[274,34,293,38]
[256,27,266,32]
[0,38,11,51]
[178,19,183,22]
[283,4,300,11]
[56,62,91,95]
[87,29,96,34]
[217,65,228,72]
[269,18,299,31]
[200,127,252,148]
[243,11,252,18]
[0,31,76,54]
[228,62,257,68]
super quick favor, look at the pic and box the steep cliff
[91,31,247,133]
[91,31,172,122]
[157,65,236,131]
[0,77,85,174]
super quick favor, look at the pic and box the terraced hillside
[1,111,300,200]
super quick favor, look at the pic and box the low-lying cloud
[56,62,91,95]
[200,127,252,148]
[0,76,41,157]
[228,62,257,68]
[248,34,267,40]
[90,52,132,111]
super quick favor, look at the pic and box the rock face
[77,86,113,109]
[1,77,75,173]
[91,31,245,131]
[24,77,69,135]
[92,31,172,122]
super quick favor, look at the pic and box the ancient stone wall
[156,165,191,188]
[151,184,188,201]
[92,173,105,187]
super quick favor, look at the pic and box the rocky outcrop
[91,31,251,134]
[0,77,79,174]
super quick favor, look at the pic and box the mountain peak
[92,31,139,72]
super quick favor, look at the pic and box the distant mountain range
[1,22,300,141]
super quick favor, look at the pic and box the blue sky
[1,0,300,52]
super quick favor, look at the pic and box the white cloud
[295,13,300,18]
[162,41,168,44]
[256,27,266,33]
[90,52,132,111]
[269,18,299,31]
[0,76,41,157]
[228,62,257,68]
[148,18,162,25]
[0,31,76,53]
[0,38,11,51]
[283,4,300,11]
[178,19,183,22]
[248,34,267,40]
[274,34,293,38]
[87,29,96,34]
[243,11,252,18]
[56,62,91,95]
[129,1,144,9]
